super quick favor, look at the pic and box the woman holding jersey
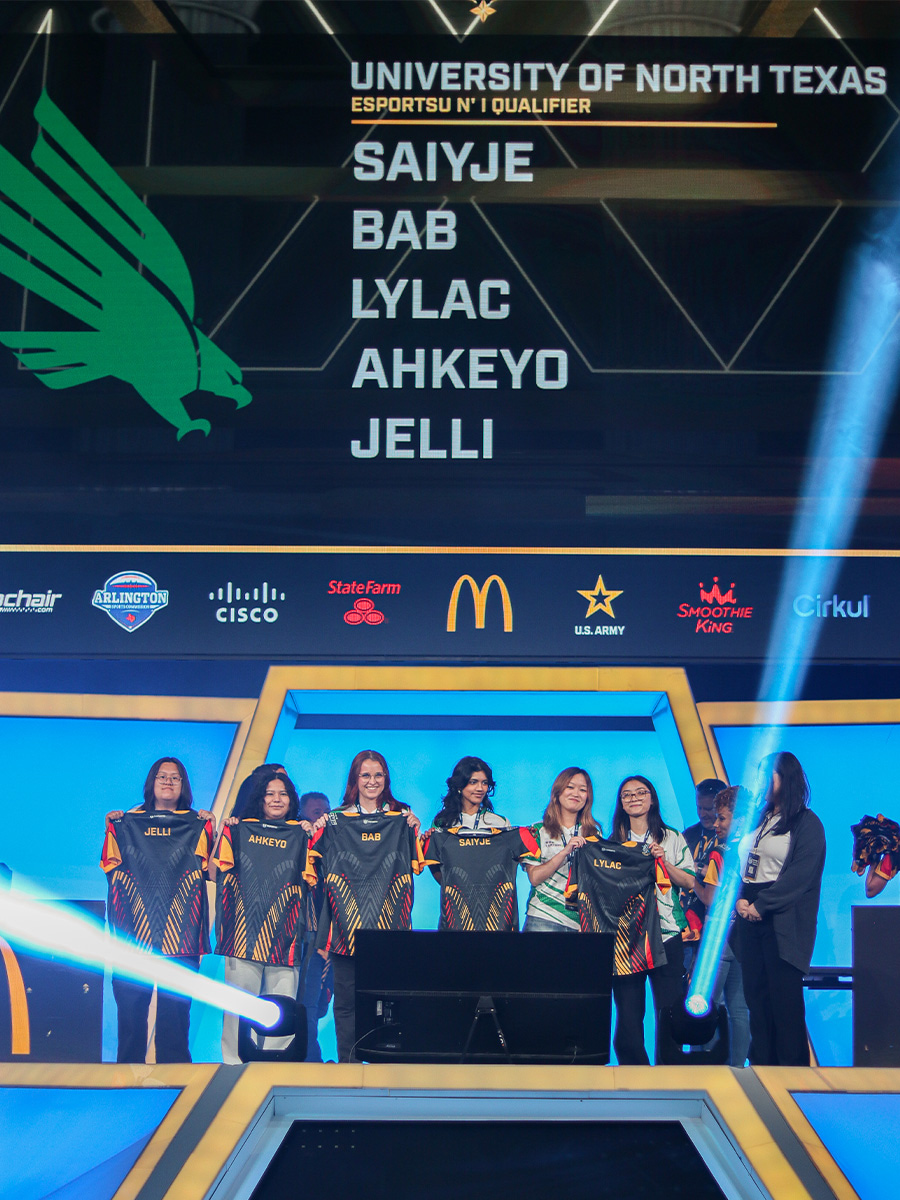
[521,767,599,932]
[607,775,695,1064]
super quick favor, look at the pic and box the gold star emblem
[577,574,623,619]
[470,1,496,22]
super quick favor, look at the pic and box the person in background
[521,767,599,932]
[692,784,751,1067]
[431,757,511,831]
[736,751,825,1066]
[608,775,695,1064]
[296,790,333,1061]
[681,778,727,963]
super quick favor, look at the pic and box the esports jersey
[307,809,424,957]
[422,825,539,931]
[215,818,309,965]
[101,810,213,956]
[565,837,670,975]
[681,824,716,941]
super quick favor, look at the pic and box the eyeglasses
[360,773,385,781]
[156,774,182,785]
[621,788,650,800]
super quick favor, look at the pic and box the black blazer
[749,808,826,972]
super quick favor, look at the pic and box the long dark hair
[542,767,600,839]
[243,767,300,821]
[232,762,287,820]
[339,750,407,811]
[610,775,668,845]
[433,756,496,829]
[757,751,811,835]
[141,756,194,811]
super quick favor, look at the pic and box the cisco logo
[209,581,285,624]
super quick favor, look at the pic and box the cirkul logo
[793,594,870,618]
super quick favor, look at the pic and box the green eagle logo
[0,91,252,439]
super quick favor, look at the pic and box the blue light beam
[0,880,281,1028]
[688,194,900,1019]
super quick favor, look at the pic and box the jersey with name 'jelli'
[422,826,539,931]
[565,837,670,974]
[307,809,424,956]
[101,810,213,956]
[215,818,309,965]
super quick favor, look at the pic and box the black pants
[739,918,809,1066]
[612,935,685,1065]
[112,956,199,1063]
[331,953,356,1063]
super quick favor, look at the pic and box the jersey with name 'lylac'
[307,809,424,956]
[422,826,539,931]
[215,818,309,965]
[565,838,670,974]
[101,810,213,956]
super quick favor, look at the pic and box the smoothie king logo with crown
[677,576,754,634]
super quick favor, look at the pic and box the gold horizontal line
[349,119,778,129]
[2,545,900,557]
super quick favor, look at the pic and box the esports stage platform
[0,1062,894,1200]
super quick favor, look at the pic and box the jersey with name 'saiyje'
[307,810,424,956]
[101,810,213,956]
[565,838,670,975]
[215,818,309,965]
[422,826,539,931]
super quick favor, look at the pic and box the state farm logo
[575,573,624,637]
[677,576,753,634]
[329,579,400,626]
[93,571,168,632]
[0,587,62,614]
[209,580,285,623]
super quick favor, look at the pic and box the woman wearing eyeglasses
[101,757,215,1062]
[608,775,696,1065]
[308,750,423,1061]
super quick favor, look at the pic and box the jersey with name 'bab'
[422,826,539,932]
[307,809,424,956]
[565,837,670,975]
[101,810,213,956]
[215,818,309,965]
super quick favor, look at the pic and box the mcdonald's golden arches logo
[0,935,31,1055]
[446,575,513,632]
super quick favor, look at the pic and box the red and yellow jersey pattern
[565,837,670,975]
[422,825,539,932]
[101,810,212,956]
[306,809,424,957]
[214,818,309,965]
[875,852,898,881]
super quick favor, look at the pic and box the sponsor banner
[0,550,894,662]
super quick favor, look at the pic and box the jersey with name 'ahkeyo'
[101,810,213,956]
[422,826,539,931]
[565,837,670,974]
[307,809,424,956]
[215,818,309,965]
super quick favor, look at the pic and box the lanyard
[560,822,581,847]
[753,812,778,849]
[459,804,484,829]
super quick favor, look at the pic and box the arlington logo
[0,91,251,439]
